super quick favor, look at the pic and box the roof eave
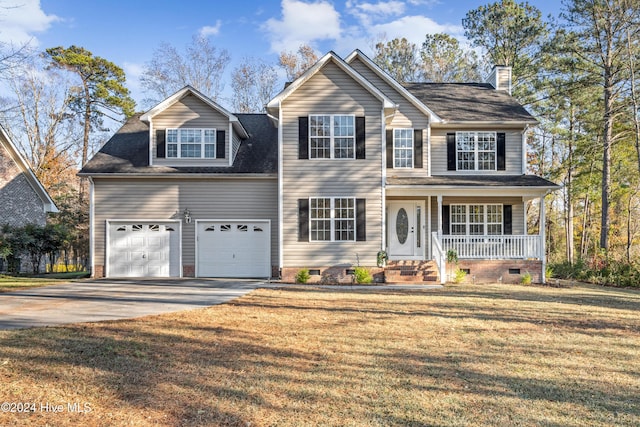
[431,119,539,127]
[78,172,278,179]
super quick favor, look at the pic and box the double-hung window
[456,132,496,171]
[166,128,216,158]
[310,197,355,241]
[309,115,355,159]
[394,128,413,168]
[450,204,503,235]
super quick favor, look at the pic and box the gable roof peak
[140,86,249,138]
[266,50,396,116]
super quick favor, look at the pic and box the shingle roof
[79,113,277,175]
[387,175,559,188]
[403,83,537,123]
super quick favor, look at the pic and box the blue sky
[1,0,562,109]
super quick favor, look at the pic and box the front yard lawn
[1,283,639,426]
[0,275,65,292]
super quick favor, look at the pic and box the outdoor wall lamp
[183,208,192,224]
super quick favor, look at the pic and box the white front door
[388,201,424,259]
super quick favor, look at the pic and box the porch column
[437,195,443,237]
[539,194,546,284]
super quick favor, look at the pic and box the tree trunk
[600,41,615,253]
[79,82,92,202]
[566,106,575,264]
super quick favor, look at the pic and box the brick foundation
[282,265,384,284]
[183,265,195,277]
[453,259,542,284]
[93,265,104,278]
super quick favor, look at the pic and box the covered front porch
[385,175,559,284]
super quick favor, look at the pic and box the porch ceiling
[386,174,559,199]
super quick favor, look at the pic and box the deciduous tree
[278,44,318,81]
[141,36,231,106]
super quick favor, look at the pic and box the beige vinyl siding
[93,178,278,268]
[152,94,230,167]
[231,131,242,163]
[431,128,523,175]
[430,196,525,235]
[350,57,430,176]
[281,61,384,267]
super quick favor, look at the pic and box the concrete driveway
[0,279,272,330]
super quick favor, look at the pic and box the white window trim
[308,114,356,160]
[456,131,497,171]
[450,204,503,235]
[309,197,356,242]
[166,128,216,159]
[393,128,414,169]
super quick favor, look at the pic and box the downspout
[277,102,284,277]
[89,177,95,277]
[381,108,387,252]
[522,124,530,175]
[148,118,154,167]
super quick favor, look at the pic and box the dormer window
[166,128,216,158]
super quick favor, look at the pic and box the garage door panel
[108,222,179,278]
[197,220,270,278]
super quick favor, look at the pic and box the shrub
[545,265,554,281]
[453,268,467,284]
[521,272,532,285]
[353,266,373,284]
[295,268,310,284]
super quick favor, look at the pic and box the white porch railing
[438,234,542,260]
[431,232,446,284]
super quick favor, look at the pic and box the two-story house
[80,50,558,283]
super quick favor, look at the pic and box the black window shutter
[386,129,393,168]
[414,129,423,168]
[299,117,309,159]
[503,205,512,235]
[497,132,506,170]
[447,133,456,171]
[356,117,365,159]
[156,130,165,158]
[298,199,309,241]
[356,199,366,241]
[442,205,450,235]
[216,130,226,159]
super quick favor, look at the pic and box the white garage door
[108,222,180,277]
[197,220,270,278]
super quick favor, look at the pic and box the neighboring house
[0,124,59,272]
[80,50,559,283]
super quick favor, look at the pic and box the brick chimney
[486,66,512,95]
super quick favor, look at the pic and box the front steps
[384,260,439,284]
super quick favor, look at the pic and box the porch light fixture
[183,208,192,224]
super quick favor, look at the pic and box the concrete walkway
[0,279,271,330]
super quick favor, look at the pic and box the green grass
[0,272,89,292]
[0,282,638,426]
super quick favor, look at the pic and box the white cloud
[347,0,406,26]
[0,0,59,45]
[199,20,222,37]
[263,0,341,53]
[370,15,462,47]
